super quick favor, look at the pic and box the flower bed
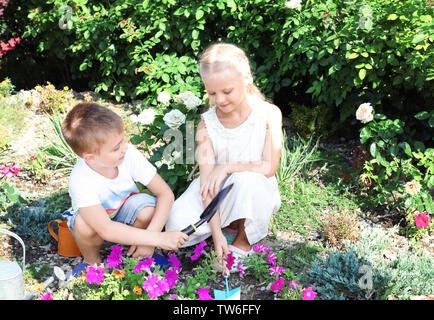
[38,243,317,301]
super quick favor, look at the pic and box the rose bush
[356,103,433,241]
[129,89,203,197]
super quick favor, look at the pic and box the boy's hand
[159,230,189,251]
[127,245,154,259]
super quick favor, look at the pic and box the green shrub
[305,249,387,300]
[1,0,431,124]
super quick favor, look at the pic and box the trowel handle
[181,225,195,236]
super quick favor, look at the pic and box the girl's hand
[200,164,229,200]
[212,229,229,259]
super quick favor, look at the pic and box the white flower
[175,91,202,110]
[131,108,157,125]
[157,91,171,104]
[356,103,374,123]
[285,0,302,10]
[404,180,421,196]
[163,109,186,129]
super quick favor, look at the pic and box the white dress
[165,96,281,247]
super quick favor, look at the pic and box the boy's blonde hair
[198,42,264,99]
[62,102,124,157]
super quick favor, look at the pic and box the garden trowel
[181,183,234,236]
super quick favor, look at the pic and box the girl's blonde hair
[198,43,264,100]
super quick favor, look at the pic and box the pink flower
[168,253,181,271]
[197,288,214,300]
[190,241,207,261]
[302,287,317,300]
[169,294,179,300]
[252,243,269,253]
[226,252,235,271]
[0,162,20,178]
[236,261,244,277]
[164,269,179,289]
[414,212,430,228]
[288,280,299,289]
[270,277,285,292]
[267,252,277,266]
[133,257,154,273]
[142,273,169,300]
[269,266,285,276]
[106,245,123,268]
[39,292,53,300]
[86,265,105,285]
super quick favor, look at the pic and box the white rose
[285,0,302,10]
[175,91,202,110]
[163,109,186,129]
[157,91,171,104]
[130,114,139,123]
[183,95,202,110]
[137,108,157,125]
[356,103,374,123]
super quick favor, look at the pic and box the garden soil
[1,90,432,300]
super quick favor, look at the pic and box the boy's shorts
[67,193,157,240]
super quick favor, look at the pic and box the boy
[62,102,188,265]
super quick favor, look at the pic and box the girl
[166,43,282,271]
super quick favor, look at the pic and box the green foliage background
[1,0,433,126]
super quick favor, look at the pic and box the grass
[273,132,362,236]
[0,97,29,136]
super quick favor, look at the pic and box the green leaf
[162,74,170,83]
[387,14,398,21]
[348,52,359,59]
[412,33,426,44]
[195,9,204,20]
[398,142,412,157]
[370,142,377,158]
[359,68,367,80]
[360,126,372,144]
[79,62,87,71]
[192,29,199,39]
[415,111,430,120]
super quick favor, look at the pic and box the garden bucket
[48,219,82,257]
[0,229,25,300]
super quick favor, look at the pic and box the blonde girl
[166,43,282,271]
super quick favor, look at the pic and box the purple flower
[226,252,235,271]
[168,253,181,271]
[269,266,285,276]
[197,288,214,300]
[86,265,105,285]
[288,280,299,289]
[106,245,123,268]
[302,287,317,300]
[39,292,53,300]
[190,241,207,261]
[252,243,269,254]
[236,261,244,278]
[164,269,179,289]
[270,277,285,292]
[142,273,170,300]
[133,257,154,273]
[267,252,277,266]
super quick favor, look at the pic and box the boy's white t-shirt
[69,144,156,213]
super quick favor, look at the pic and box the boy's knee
[134,206,155,228]
[74,214,103,245]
